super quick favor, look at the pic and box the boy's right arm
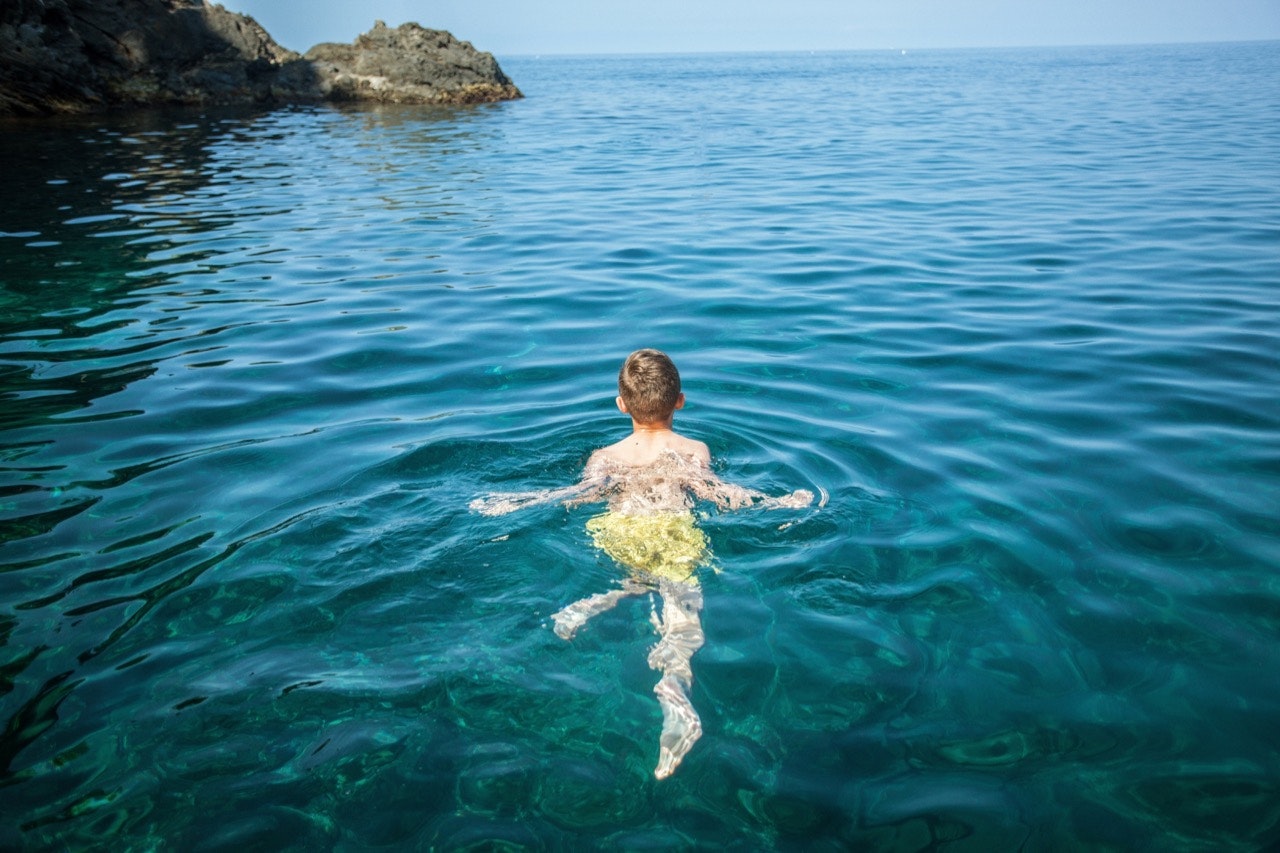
[469,455,610,516]
[469,487,571,516]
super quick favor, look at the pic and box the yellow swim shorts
[585,511,710,584]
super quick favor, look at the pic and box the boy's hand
[766,489,813,509]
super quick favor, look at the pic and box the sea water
[1,42,1278,849]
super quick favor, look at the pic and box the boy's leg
[648,580,705,779]
[653,673,702,780]
[551,578,648,640]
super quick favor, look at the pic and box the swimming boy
[470,349,812,779]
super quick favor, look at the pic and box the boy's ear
[674,392,686,411]
[615,395,628,414]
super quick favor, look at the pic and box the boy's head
[618,348,684,424]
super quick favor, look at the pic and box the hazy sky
[218,0,1280,56]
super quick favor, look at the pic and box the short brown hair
[618,349,682,422]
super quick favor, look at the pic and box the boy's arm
[469,483,585,516]
[469,454,610,517]
[561,452,611,509]
[689,470,814,511]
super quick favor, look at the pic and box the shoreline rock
[307,21,521,106]
[0,1,521,117]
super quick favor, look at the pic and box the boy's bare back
[576,442,812,517]
[577,426,708,514]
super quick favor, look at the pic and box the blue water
[2,42,1279,849]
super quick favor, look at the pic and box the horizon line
[492,36,1278,60]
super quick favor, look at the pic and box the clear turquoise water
[2,42,1279,849]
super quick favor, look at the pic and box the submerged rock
[0,1,520,116]
[307,21,522,105]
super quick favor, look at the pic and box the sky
[217,0,1280,57]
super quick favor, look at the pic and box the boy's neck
[631,418,674,433]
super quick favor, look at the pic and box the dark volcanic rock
[0,1,520,116]
[0,0,317,115]
[306,21,521,105]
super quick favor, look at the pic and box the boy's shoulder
[590,432,711,469]
[666,433,711,463]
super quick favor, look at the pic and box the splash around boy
[470,349,813,779]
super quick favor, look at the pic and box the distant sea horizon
[496,35,1279,59]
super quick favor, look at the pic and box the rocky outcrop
[0,0,316,114]
[0,1,520,116]
[306,22,522,105]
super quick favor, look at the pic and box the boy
[471,349,813,779]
